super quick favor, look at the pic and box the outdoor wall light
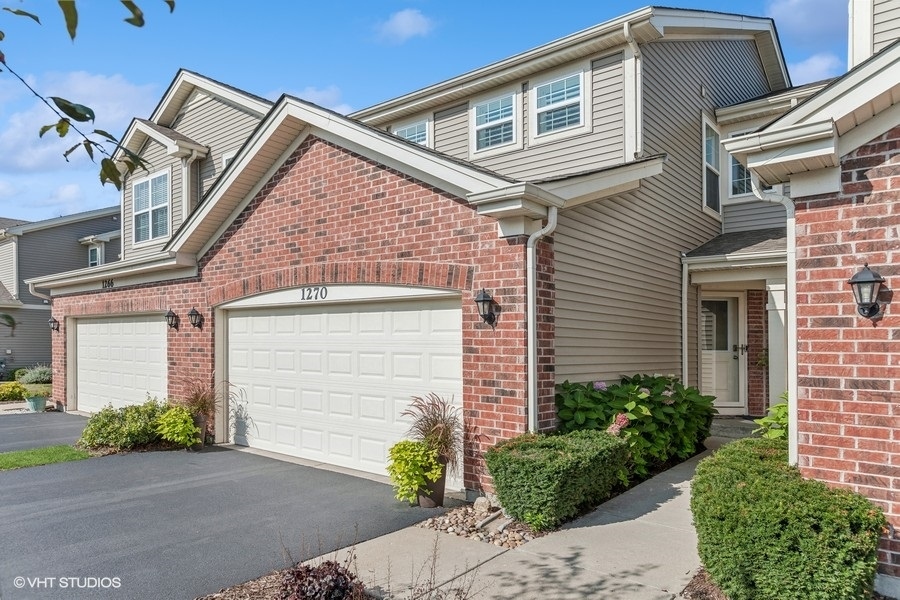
[187,307,203,329]
[48,317,60,332]
[848,263,885,318]
[164,309,179,330]
[474,288,500,328]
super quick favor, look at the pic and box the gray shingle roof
[686,227,786,258]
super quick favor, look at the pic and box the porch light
[848,263,885,318]
[165,309,179,329]
[48,317,60,332]
[187,307,203,329]
[474,288,499,328]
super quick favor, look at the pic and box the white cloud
[276,85,353,115]
[789,52,844,85]
[766,0,847,48]
[375,9,434,44]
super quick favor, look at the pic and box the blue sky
[0,0,849,222]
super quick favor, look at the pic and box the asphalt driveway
[0,411,88,452]
[0,437,437,599]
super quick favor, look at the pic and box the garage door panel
[228,298,462,476]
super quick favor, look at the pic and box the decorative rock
[472,497,491,515]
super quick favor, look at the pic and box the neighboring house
[30,8,790,493]
[0,207,121,377]
[724,0,900,593]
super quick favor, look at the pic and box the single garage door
[75,315,168,413]
[227,297,462,476]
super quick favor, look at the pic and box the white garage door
[75,316,168,413]
[227,297,462,476]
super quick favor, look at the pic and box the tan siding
[433,103,467,159]
[554,39,771,384]
[874,0,900,52]
[122,140,175,261]
[687,284,699,387]
[0,240,16,297]
[474,54,625,180]
[723,201,786,233]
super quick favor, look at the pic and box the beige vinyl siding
[433,104,468,159]
[554,39,770,385]
[122,139,178,261]
[874,0,900,52]
[172,92,263,204]
[723,201,786,233]
[0,240,16,298]
[473,54,625,180]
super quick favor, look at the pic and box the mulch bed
[681,568,893,600]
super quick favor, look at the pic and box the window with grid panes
[133,171,169,243]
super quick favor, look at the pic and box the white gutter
[28,282,51,303]
[526,206,558,433]
[752,174,798,464]
[623,21,644,159]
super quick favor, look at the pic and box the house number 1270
[300,286,327,300]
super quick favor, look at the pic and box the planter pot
[191,414,208,451]
[418,457,448,508]
[26,397,47,412]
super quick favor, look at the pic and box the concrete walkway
[316,420,758,599]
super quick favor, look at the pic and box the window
[133,170,169,243]
[222,151,236,170]
[88,244,103,267]
[730,156,752,196]
[703,120,721,213]
[474,94,515,151]
[394,120,428,145]
[535,74,582,135]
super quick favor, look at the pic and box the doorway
[701,293,747,414]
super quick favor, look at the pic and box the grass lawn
[0,445,91,470]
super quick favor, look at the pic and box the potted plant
[388,393,462,507]
[180,378,217,448]
[25,388,51,412]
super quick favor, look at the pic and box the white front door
[701,295,747,414]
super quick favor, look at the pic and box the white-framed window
[728,132,753,198]
[472,91,517,153]
[528,63,591,145]
[87,243,104,267]
[394,120,428,145]
[132,169,170,244]
[222,150,236,170]
[702,117,721,214]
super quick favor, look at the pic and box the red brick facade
[746,289,768,416]
[794,126,900,576]
[51,137,558,491]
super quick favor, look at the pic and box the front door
[701,294,747,414]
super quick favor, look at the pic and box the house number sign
[299,286,327,301]
[101,279,115,289]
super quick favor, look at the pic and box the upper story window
[703,119,721,214]
[535,74,582,135]
[87,244,103,267]
[730,156,752,197]
[222,150,236,171]
[394,120,428,145]
[474,93,515,151]
[133,170,170,243]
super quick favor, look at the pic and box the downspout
[624,21,644,159]
[28,282,51,303]
[526,206,558,433]
[681,259,689,383]
[752,174,798,465]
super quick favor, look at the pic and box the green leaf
[558,409,573,421]
[3,8,41,24]
[39,124,55,138]
[574,412,585,425]
[0,30,5,41]
[62,142,80,160]
[55,119,70,137]
[49,97,95,122]
[82,140,94,161]
[164,0,176,12]
[120,1,145,27]
[624,401,636,411]
[93,129,118,143]
[100,158,123,190]
[57,1,78,40]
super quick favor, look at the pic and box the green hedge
[557,374,716,477]
[691,438,886,600]
[77,399,169,450]
[484,430,629,531]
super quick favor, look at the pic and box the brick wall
[52,136,557,492]
[794,126,900,576]
[746,289,768,416]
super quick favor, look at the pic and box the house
[0,207,120,378]
[723,0,900,593]
[29,7,789,492]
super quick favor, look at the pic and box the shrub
[155,405,201,448]
[77,398,168,450]
[556,374,716,477]
[753,392,788,439]
[387,439,442,504]
[0,381,28,402]
[19,364,52,384]
[13,368,28,382]
[279,560,365,600]
[691,437,886,600]
[484,429,629,531]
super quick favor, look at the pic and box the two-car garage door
[226,296,463,477]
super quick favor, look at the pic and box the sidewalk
[314,420,756,600]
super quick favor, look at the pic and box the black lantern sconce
[48,317,60,332]
[164,309,179,330]
[474,288,500,328]
[187,307,203,329]
[848,263,885,318]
